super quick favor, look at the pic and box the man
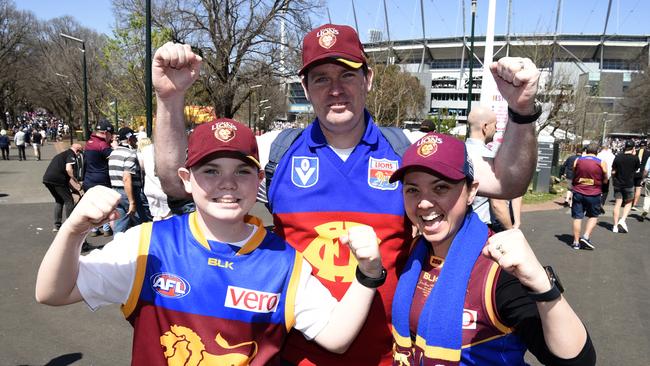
[31,127,42,160]
[108,127,150,233]
[560,146,583,207]
[642,154,650,218]
[570,142,607,250]
[465,106,522,231]
[632,140,649,211]
[152,24,539,366]
[83,119,114,237]
[612,140,640,233]
[596,144,615,210]
[13,128,26,161]
[42,143,83,233]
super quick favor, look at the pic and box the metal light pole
[60,33,89,140]
[248,85,262,129]
[55,73,74,144]
[145,0,153,138]
[467,0,477,117]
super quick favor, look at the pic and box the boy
[36,118,385,365]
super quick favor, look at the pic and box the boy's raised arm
[313,226,384,353]
[152,42,202,199]
[35,186,121,306]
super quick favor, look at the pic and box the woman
[388,133,595,366]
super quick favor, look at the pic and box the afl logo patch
[317,27,339,49]
[151,272,191,299]
[212,121,237,142]
[416,135,443,158]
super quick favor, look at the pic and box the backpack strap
[258,128,304,210]
[378,126,411,157]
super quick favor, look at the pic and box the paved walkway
[1,140,648,365]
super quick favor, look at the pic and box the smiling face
[402,170,479,258]
[178,157,262,226]
[302,62,373,146]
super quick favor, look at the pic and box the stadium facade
[287,33,648,136]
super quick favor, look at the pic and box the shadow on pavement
[554,234,575,247]
[44,353,83,366]
[597,221,614,230]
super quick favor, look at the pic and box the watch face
[545,266,564,293]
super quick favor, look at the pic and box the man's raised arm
[472,57,540,199]
[152,42,202,198]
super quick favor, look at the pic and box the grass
[522,180,565,205]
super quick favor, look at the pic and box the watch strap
[508,101,542,124]
[526,282,561,302]
[355,266,387,288]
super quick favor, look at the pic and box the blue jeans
[113,187,151,233]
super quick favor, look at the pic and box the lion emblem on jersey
[160,325,258,366]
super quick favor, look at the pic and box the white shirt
[77,224,337,340]
[597,149,616,179]
[465,138,495,224]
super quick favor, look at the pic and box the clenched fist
[63,186,121,235]
[340,225,383,279]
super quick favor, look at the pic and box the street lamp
[248,85,262,129]
[466,0,477,116]
[60,33,89,140]
[55,73,74,145]
[109,100,118,128]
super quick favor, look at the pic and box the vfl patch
[462,308,478,329]
[317,27,339,49]
[368,157,398,190]
[151,272,191,299]
[291,156,318,188]
[224,285,280,313]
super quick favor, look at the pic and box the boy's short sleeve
[292,259,338,340]
[77,225,142,310]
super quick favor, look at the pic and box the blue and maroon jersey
[399,253,527,365]
[573,156,605,196]
[268,111,411,366]
[122,213,303,366]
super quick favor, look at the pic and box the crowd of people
[0,112,72,161]
[32,23,600,366]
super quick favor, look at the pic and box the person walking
[632,140,649,211]
[108,127,150,233]
[152,24,540,366]
[0,129,10,160]
[612,140,640,233]
[14,128,26,161]
[559,146,583,207]
[83,119,114,237]
[42,144,83,233]
[31,128,42,160]
[570,142,607,249]
[596,144,615,211]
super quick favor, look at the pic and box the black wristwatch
[508,101,542,124]
[525,266,564,302]
[355,266,387,288]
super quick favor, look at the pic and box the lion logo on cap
[317,28,339,49]
[212,121,237,142]
[416,135,443,158]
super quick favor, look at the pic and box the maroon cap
[299,23,366,76]
[185,118,260,169]
[389,133,474,183]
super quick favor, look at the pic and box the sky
[14,0,650,42]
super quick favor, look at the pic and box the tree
[112,0,322,120]
[367,63,426,126]
[621,61,650,135]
